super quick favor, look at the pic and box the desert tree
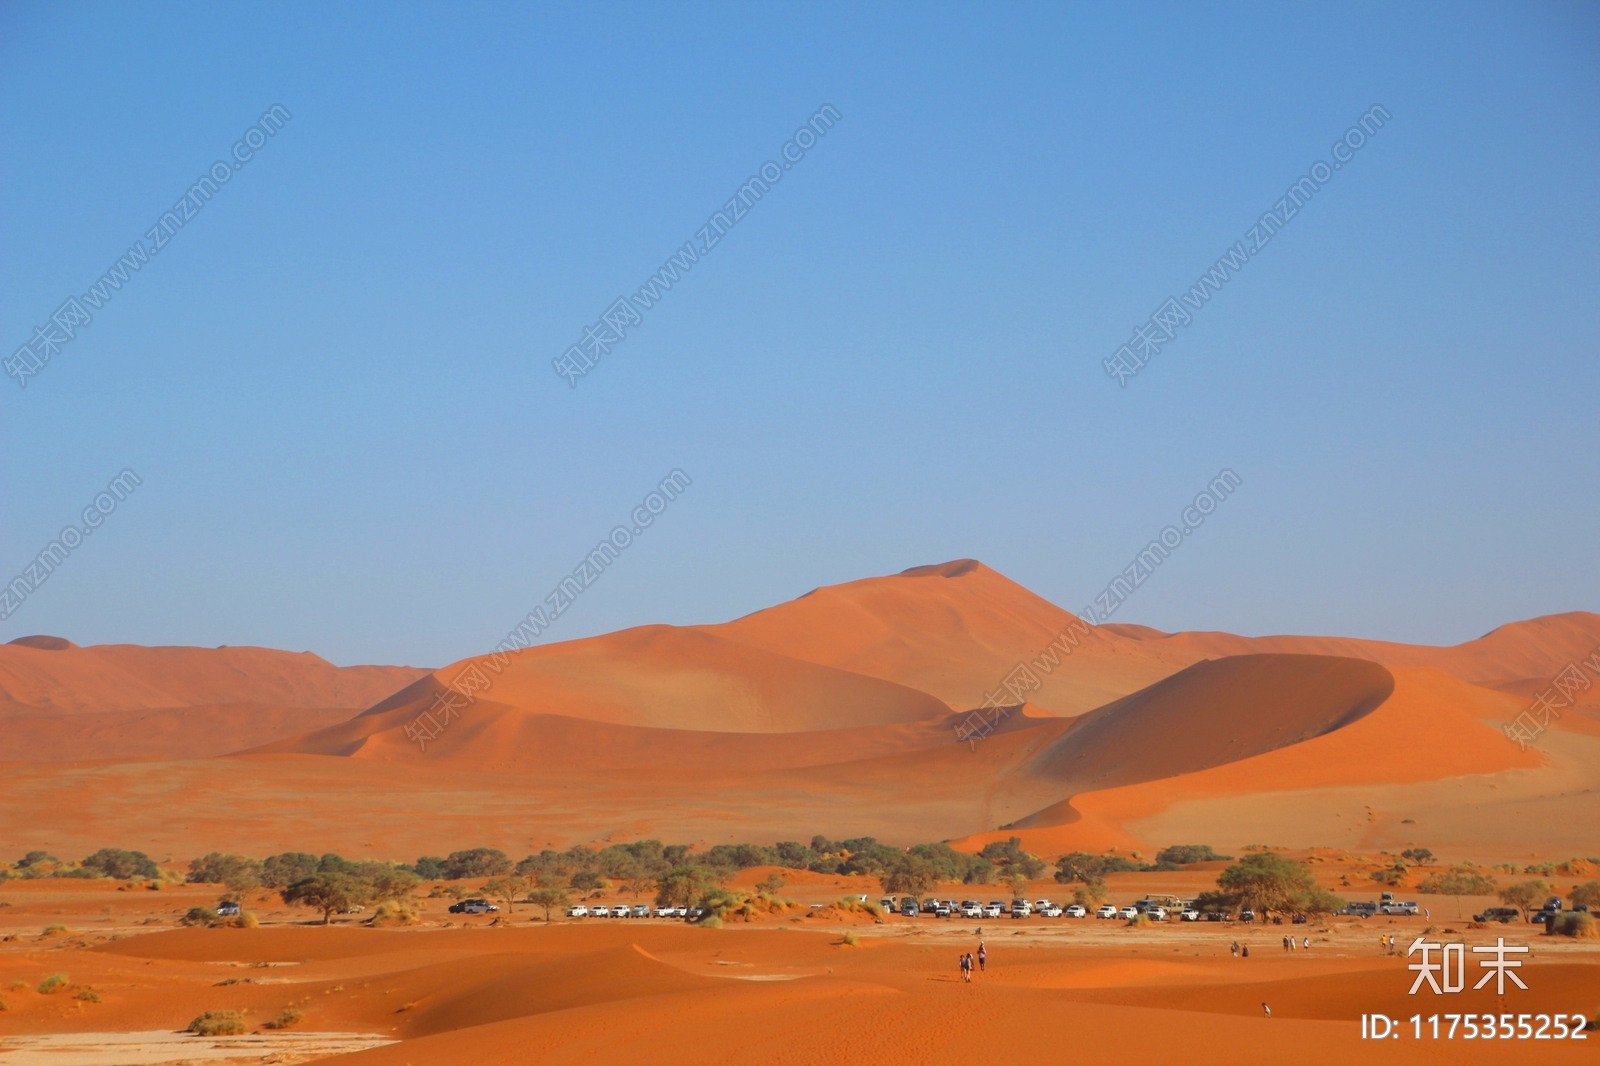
[527,887,571,922]
[1216,853,1316,917]
[1416,867,1497,918]
[483,876,530,913]
[882,856,939,897]
[281,873,373,925]
[1499,879,1552,920]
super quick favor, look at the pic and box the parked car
[1379,901,1419,916]
[961,901,983,918]
[1291,914,1308,924]
[1145,907,1168,921]
[1032,900,1055,913]
[983,903,1004,918]
[922,898,942,914]
[1179,909,1200,922]
[1240,910,1256,923]
[1118,906,1138,920]
[1096,905,1118,919]
[901,900,920,918]
[1064,904,1087,918]
[1472,906,1518,923]
[1343,901,1378,918]
[1040,905,1063,918]
[934,902,953,918]
[880,898,897,912]
[687,907,706,921]
[1544,896,1564,911]
[1010,899,1031,917]
[632,905,650,917]
[567,905,589,918]
[589,905,611,917]
[448,899,499,915]
[1203,911,1227,922]
[1531,909,1559,926]
[216,901,241,917]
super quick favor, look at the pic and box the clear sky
[2,2,1596,667]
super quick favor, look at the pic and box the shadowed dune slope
[702,560,1193,715]
[1100,611,1600,687]
[1016,654,1396,796]
[0,638,428,714]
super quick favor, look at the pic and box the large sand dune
[703,560,1195,715]
[1101,610,1600,687]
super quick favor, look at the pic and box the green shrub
[1155,845,1232,865]
[82,848,160,879]
[698,914,723,928]
[181,907,220,927]
[263,1007,303,1030]
[74,988,100,1002]
[188,1010,247,1035]
[1547,912,1598,939]
[36,973,69,994]
[41,924,69,936]
[842,930,859,946]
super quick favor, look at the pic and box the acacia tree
[1571,881,1600,911]
[527,887,570,922]
[882,856,939,897]
[483,876,530,913]
[1216,853,1315,917]
[281,874,373,925]
[1499,879,1552,920]
[1416,868,1497,918]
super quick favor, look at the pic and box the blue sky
[2,1,1596,667]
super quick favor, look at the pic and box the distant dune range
[1,561,1596,860]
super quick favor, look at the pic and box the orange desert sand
[1,560,1596,1064]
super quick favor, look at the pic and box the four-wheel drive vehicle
[1010,899,1032,917]
[1179,909,1200,922]
[566,905,589,917]
[448,899,499,915]
[1118,906,1138,920]
[1040,905,1064,917]
[1343,901,1378,917]
[901,899,920,917]
[1096,905,1118,919]
[1032,899,1054,913]
[1379,901,1419,915]
[1473,907,1519,923]
[1145,907,1168,921]
[1240,910,1256,923]
[632,905,650,917]
[216,902,242,917]
[880,898,897,912]
[961,901,983,918]
[1064,904,1087,918]
[589,905,611,917]
[1544,896,1564,911]
[922,898,941,914]
[934,903,953,918]
[983,903,1004,918]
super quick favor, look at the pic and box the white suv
[1096,904,1118,919]
[566,905,589,918]
[1064,904,1087,918]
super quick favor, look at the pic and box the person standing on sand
[1231,941,1239,957]
[1262,1002,1271,1019]
[1303,936,1310,950]
[977,941,987,973]
[1241,945,1250,957]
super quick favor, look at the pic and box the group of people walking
[958,940,987,982]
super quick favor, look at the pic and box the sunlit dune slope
[1101,611,1600,687]
[264,624,953,747]
[703,559,1192,715]
[0,702,365,762]
[0,636,427,714]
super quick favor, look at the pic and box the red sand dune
[299,624,955,739]
[0,636,426,714]
[1100,610,1600,687]
[703,560,1195,715]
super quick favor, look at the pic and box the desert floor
[1,871,1595,1066]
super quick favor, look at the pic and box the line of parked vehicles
[886,896,1213,922]
[565,903,708,919]
[1474,895,1589,925]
